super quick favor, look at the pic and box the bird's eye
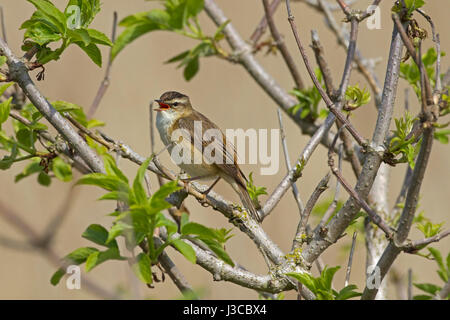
[172,102,179,107]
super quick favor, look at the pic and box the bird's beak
[154,100,171,112]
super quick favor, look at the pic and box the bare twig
[263,0,304,89]
[303,20,406,265]
[88,11,118,118]
[416,8,441,92]
[328,128,393,237]
[292,173,330,250]
[311,30,335,97]
[434,279,450,300]
[0,6,6,44]
[277,108,304,214]
[285,1,366,147]
[407,268,412,300]
[344,231,357,287]
[251,0,282,45]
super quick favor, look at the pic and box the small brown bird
[154,91,259,221]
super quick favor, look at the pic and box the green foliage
[434,129,450,144]
[246,172,267,207]
[52,155,235,285]
[287,266,362,300]
[112,0,230,81]
[21,0,112,66]
[392,0,425,17]
[400,48,445,98]
[180,213,235,266]
[344,85,371,111]
[289,69,328,121]
[388,111,421,169]
[413,248,450,300]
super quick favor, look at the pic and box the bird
[154,91,259,221]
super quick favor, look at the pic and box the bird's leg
[180,175,212,192]
[202,177,221,196]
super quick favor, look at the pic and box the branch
[292,172,330,250]
[285,1,367,147]
[303,18,406,265]
[88,11,118,118]
[0,38,104,174]
[204,0,338,148]
[344,231,357,287]
[263,0,304,89]
[434,279,450,300]
[277,108,304,214]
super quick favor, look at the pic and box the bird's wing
[176,111,247,186]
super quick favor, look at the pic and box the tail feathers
[235,182,261,222]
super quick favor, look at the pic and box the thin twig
[88,11,118,118]
[277,108,304,214]
[0,6,7,44]
[416,8,441,92]
[310,30,335,97]
[285,1,367,147]
[407,268,412,300]
[263,0,304,89]
[292,173,330,250]
[344,231,357,287]
[250,0,282,45]
[327,128,393,238]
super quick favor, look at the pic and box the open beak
[154,100,171,112]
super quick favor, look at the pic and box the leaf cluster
[52,156,235,286]
[21,0,112,66]
[287,266,362,300]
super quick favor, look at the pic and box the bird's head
[154,91,192,116]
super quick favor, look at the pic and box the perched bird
[154,91,259,221]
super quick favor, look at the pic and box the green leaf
[149,180,181,213]
[15,158,43,182]
[335,285,362,300]
[111,22,157,60]
[286,272,316,294]
[76,42,102,67]
[200,237,234,266]
[133,157,151,205]
[131,253,153,284]
[183,55,199,81]
[181,222,218,240]
[87,28,113,46]
[82,224,118,248]
[50,269,66,286]
[155,213,178,237]
[321,266,340,290]
[428,247,448,282]
[186,0,204,17]
[51,156,72,182]
[0,97,12,128]
[38,171,51,186]
[434,130,450,144]
[172,239,196,263]
[103,154,129,183]
[85,247,123,272]
[413,283,441,295]
[68,28,91,46]
[165,50,190,64]
[413,294,433,300]
[0,56,6,66]
[77,173,130,193]
[27,0,67,34]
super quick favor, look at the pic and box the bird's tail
[231,180,261,222]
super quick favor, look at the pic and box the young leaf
[82,224,117,248]
[183,55,199,81]
[76,42,102,67]
[27,0,67,34]
[172,239,196,264]
[51,157,72,182]
[131,253,153,284]
[133,157,152,205]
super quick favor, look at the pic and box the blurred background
[0,0,448,299]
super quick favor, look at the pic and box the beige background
[0,0,448,299]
